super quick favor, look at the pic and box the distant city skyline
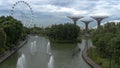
[0,0,120,28]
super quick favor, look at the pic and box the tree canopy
[92,22,120,64]
[0,16,27,54]
[46,23,80,42]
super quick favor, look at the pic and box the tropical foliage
[46,23,80,42]
[92,22,120,64]
[0,16,27,54]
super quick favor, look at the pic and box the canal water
[0,35,92,68]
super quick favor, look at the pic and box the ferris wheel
[11,0,34,28]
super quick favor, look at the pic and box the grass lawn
[88,48,120,68]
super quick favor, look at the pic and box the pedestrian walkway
[82,47,101,68]
[0,39,27,63]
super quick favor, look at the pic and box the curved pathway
[81,39,101,68]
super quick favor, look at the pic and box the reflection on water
[52,39,91,68]
[0,36,92,68]
[48,56,54,68]
[16,54,26,68]
[47,42,51,55]
[30,41,37,55]
[0,36,50,68]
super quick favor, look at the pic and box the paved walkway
[82,47,101,68]
[0,38,28,63]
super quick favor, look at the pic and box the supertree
[91,16,108,28]
[67,16,84,25]
[80,20,93,31]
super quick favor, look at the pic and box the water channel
[0,35,92,68]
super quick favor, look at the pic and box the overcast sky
[0,0,120,28]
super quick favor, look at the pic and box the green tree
[92,22,120,66]
[110,35,120,64]
[0,28,7,54]
[47,23,80,42]
[2,19,23,46]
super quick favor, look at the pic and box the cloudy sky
[0,0,120,28]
